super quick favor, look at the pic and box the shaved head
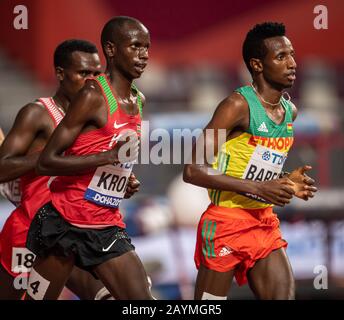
[101,16,147,48]
[101,16,150,77]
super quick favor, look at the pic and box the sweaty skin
[184,36,316,206]
[0,48,137,300]
[184,33,317,300]
[29,19,153,300]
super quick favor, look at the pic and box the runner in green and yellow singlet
[184,22,317,300]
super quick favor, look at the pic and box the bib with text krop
[84,162,133,208]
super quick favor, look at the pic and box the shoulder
[16,101,52,123]
[214,91,249,118]
[73,79,105,110]
[82,78,104,97]
[206,91,249,130]
[288,100,298,121]
[5,101,53,137]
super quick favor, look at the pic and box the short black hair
[101,16,144,50]
[54,39,98,68]
[242,22,286,74]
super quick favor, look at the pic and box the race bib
[84,162,133,208]
[0,179,21,207]
[242,144,287,202]
[11,247,36,273]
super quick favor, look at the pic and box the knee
[272,274,295,300]
[285,277,295,300]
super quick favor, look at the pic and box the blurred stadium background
[0,0,343,299]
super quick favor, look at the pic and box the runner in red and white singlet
[50,74,142,228]
[25,17,153,301]
[0,40,128,300]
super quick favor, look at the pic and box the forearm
[37,151,112,176]
[0,153,40,182]
[183,164,258,194]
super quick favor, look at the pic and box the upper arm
[0,103,50,159]
[42,82,104,156]
[193,92,249,164]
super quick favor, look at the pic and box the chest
[264,105,285,125]
[117,97,140,116]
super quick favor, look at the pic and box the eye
[80,71,90,77]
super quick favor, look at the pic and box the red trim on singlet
[38,97,64,127]
[49,80,141,228]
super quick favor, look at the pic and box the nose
[139,47,149,60]
[288,55,297,69]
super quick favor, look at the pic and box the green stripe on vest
[131,83,143,118]
[96,75,118,115]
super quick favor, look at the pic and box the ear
[250,58,263,73]
[104,41,116,59]
[56,67,64,81]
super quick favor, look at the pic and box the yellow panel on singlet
[208,86,294,209]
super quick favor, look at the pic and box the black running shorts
[26,202,135,275]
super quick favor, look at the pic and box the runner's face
[114,24,150,79]
[261,36,297,89]
[61,51,102,99]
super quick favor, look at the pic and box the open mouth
[134,63,147,72]
[287,73,296,81]
[286,72,296,81]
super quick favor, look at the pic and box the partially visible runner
[0,128,21,206]
[184,22,317,300]
[0,128,3,142]
[0,39,139,300]
[25,16,153,300]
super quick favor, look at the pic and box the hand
[256,177,296,207]
[124,173,140,199]
[287,165,317,201]
[108,130,139,164]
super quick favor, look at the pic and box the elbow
[183,164,195,184]
[0,160,10,183]
[36,155,52,176]
[36,162,48,176]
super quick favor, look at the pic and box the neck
[105,67,133,99]
[252,79,283,108]
[53,89,70,113]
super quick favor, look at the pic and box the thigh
[194,263,234,300]
[247,248,295,300]
[0,263,24,299]
[25,255,75,300]
[66,266,110,300]
[93,250,153,300]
